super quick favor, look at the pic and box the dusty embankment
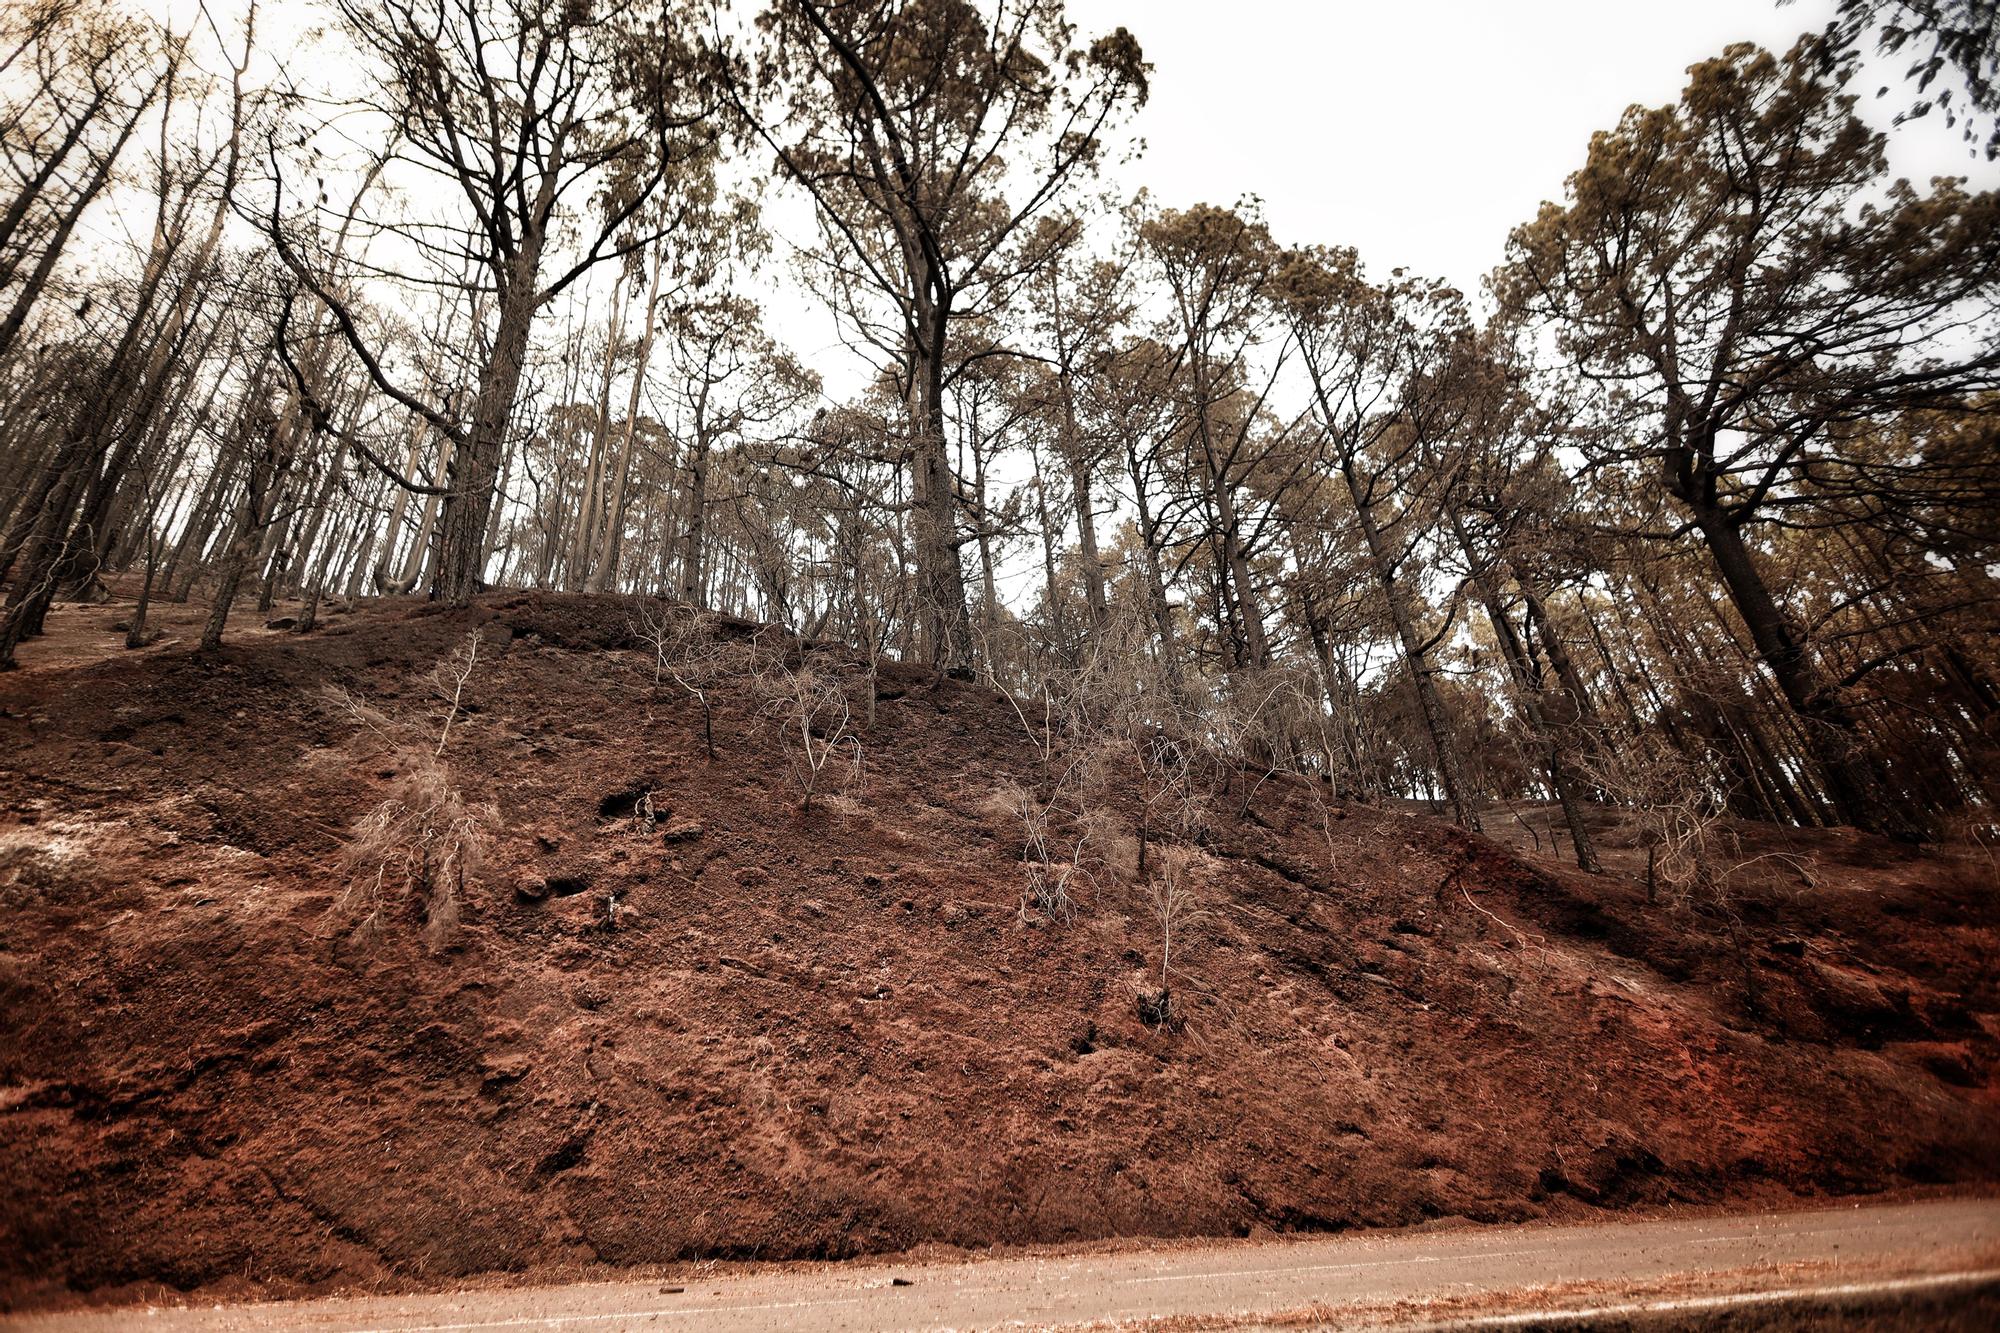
[1,591,1994,1312]
[12,1196,2000,1331]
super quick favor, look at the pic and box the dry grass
[322,630,497,951]
[333,749,494,950]
[991,777,1114,924]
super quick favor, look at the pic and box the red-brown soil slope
[1,592,1994,1310]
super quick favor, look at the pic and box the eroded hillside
[1,593,1994,1310]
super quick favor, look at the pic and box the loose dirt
[1,591,1994,1313]
[8,1196,1998,1330]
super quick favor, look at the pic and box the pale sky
[761,0,1999,393]
[1060,0,1994,300]
[1096,0,2000,288]
[133,0,2000,393]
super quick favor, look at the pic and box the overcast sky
[1072,0,1995,293]
[760,0,1998,392]
[143,0,1999,391]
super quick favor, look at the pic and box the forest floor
[1,589,1995,1315]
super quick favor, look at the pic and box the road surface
[10,1196,1997,1331]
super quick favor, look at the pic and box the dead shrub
[992,776,1113,924]
[1577,738,1726,911]
[1002,601,1225,887]
[324,629,497,951]
[630,602,742,758]
[755,650,863,813]
[1207,665,1324,810]
[1577,733,1771,1012]
[1140,844,1213,1028]
[334,752,493,949]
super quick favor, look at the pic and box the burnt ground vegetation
[0,591,1994,1311]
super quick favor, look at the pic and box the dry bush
[1210,665,1340,815]
[1577,736,1791,1013]
[989,600,1222,916]
[1090,675,1217,885]
[755,650,863,813]
[323,630,497,951]
[333,753,493,950]
[994,778,1066,922]
[630,602,743,758]
[995,671,1065,779]
[1578,737,1728,911]
[1103,726,1208,882]
[991,775,1115,924]
[1010,602,1227,884]
[1140,845,1213,1028]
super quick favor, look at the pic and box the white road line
[1114,1246,1561,1286]
[1680,1219,1933,1246]
[1400,1268,2000,1330]
[1117,1253,1445,1285]
[341,1293,870,1333]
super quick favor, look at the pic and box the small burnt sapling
[755,645,863,814]
[631,602,735,759]
[1141,845,1212,1029]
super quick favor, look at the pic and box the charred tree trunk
[1688,504,1921,840]
[1451,511,1596,868]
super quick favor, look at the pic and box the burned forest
[1,0,1997,1324]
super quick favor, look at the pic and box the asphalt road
[10,1196,1997,1331]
